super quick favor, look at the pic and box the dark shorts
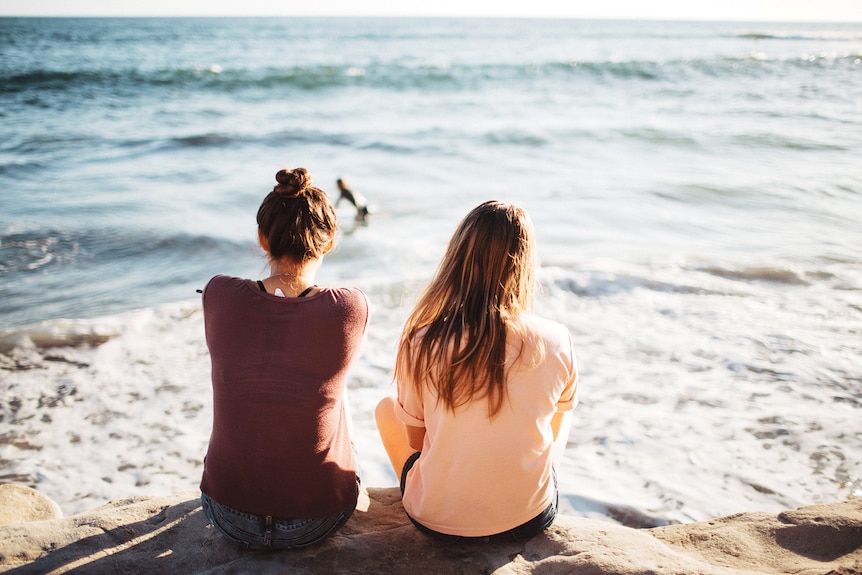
[399,451,558,543]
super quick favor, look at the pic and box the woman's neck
[263,258,320,296]
[270,256,319,278]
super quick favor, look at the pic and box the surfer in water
[336,178,370,223]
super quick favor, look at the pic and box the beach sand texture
[0,486,860,575]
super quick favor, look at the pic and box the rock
[0,484,62,526]
[0,487,859,575]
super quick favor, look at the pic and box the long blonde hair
[395,200,538,418]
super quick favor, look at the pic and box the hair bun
[274,167,312,198]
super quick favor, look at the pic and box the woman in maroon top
[200,167,369,549]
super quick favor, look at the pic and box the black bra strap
[297,285,316,298]
[258,280,316,297]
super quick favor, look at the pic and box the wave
[0,159,45,178]
[170,133,235,148]
[482,130,548,148]
[0,228,250,275]
[1,124,452,163]
[733,30,862,42]
[0,318,120,357]
[617,127,699,147]
[0,300,201,362]
[0,65,373,96]
[4,51,860,101]
[728,132,848,151]
[544,267,735,299]
[0,227,254,330]
[172,126,381,152]
[694,265,810,286]
[0,232,78,274]
[542,260,836,301]
[2,131,103,152]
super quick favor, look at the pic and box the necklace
[263,264,317,297]
[267,270,312,292]
[268,272,307,288]
[272,269,298,278]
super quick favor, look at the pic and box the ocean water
[1,17,861,524]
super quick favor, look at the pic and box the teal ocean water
[1,17,861,521]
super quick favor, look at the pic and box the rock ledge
[0,486,859,575]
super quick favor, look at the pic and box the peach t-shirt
[394,314,578,537]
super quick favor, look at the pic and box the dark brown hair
[256,167,337,262]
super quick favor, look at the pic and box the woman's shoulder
[518,313,577,375]
[520,313,570,341]
[203,274,253,294]
[204,274,245,290]
[322,285,366,301]
[327,285,365,295]
[200,276,258,315]
[319,286,370,315]
[207,273,245,284]
[518,313,574,357]
[323,287,370,330]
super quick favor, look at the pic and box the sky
[2,0,861,22]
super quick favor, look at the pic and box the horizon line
[2,14,861,24]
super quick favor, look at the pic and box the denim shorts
[201,478,359,550]
[399,451,558,543]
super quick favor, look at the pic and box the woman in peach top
[376,200,578,542]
